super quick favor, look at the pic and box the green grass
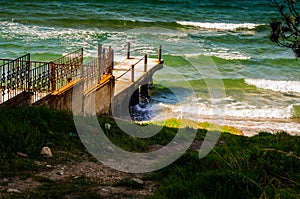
[149,132,300,199]
[0,107,299,198]
[292,105,300,119]
[0,107,90,176]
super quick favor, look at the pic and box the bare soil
[1,157,160,198]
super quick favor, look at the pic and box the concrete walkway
[113,57,163,97]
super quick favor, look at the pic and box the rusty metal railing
[98,44,114,75]
[82,45,114,91]
[0,48,84,104]
[29,61,52,102]
[0,58,13,66]
[82,58,100,91]
[52,48,83,91]
[0,54,30,103]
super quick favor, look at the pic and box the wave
[150,102,294,120]
[177,21,265,31]
[0,21,108,58]
[204,52,250,61]
[149,103,300,136]
[183,52,251,61]
[245,79,300,93]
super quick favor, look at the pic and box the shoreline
[151,112,300,137]
[195,116,300,137]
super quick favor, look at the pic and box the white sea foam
[204,51,251,60]
[150,103,300,136]
[177,21,264,31]
[183,51,250,60]
[150,99,294,120]
[0,21,105,57]
[245,79,300,93]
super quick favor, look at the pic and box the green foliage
[1,107,299,198]
[98,116,178,152]
[0,107,85,175]
[292,105,300,119]
[150,132,300,199]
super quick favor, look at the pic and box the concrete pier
[0,43,163,118]
[112,57,163,118]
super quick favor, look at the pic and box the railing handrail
[0,53,30,103]
[81,46,114,91]
[115,55,146,81]
[52,48,83,63]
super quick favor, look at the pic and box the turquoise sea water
[1,0,300,134]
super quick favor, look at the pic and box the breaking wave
[177,21,265,31]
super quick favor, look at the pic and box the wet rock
[131,178,144,185]
[105,123,111,130]
[40,147,53,158]
[7,188,21,194]
[57,171,64,176]
[46,164,52,168]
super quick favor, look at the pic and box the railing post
[144,54,148,72]
[50,62,56,91]
[158,44,162,62]
[98,44,102,66]
[102,48,106,63]
[97,44,102,80]
[26,59,31,91]
[131,64,134,82]
[66,73,72,83]
[111,49,114,73]
[127,42,130,59]
[80,47,84,65]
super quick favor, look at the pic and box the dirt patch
[1,159,159,198]
[37,161,135,184]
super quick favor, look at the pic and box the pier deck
[113,57,163,97]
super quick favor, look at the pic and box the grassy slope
[149,132,300,199]
[0,107,299,198]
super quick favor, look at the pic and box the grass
[0,107,89,177]
[292,105,300,119]
[0,107,299,198]
[148,132,300,199]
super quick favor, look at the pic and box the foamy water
[245,79,300,93]
[152,102,293,119]
[177,21,264,31]
[148,103,300,136]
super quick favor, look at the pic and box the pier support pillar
[140,84,149,99]
[130,89,139,106]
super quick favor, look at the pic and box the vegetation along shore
[0,107,299,198]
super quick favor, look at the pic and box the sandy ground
[198,116,300,137]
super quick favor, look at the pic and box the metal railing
[115,43,161,82]
[0,48,84,104]
[0,43,162,105]
[0,54,30,103]
[82,45,114,91]
[52,48,83,91]
[29,61,52,102]
[0,58,13,66]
